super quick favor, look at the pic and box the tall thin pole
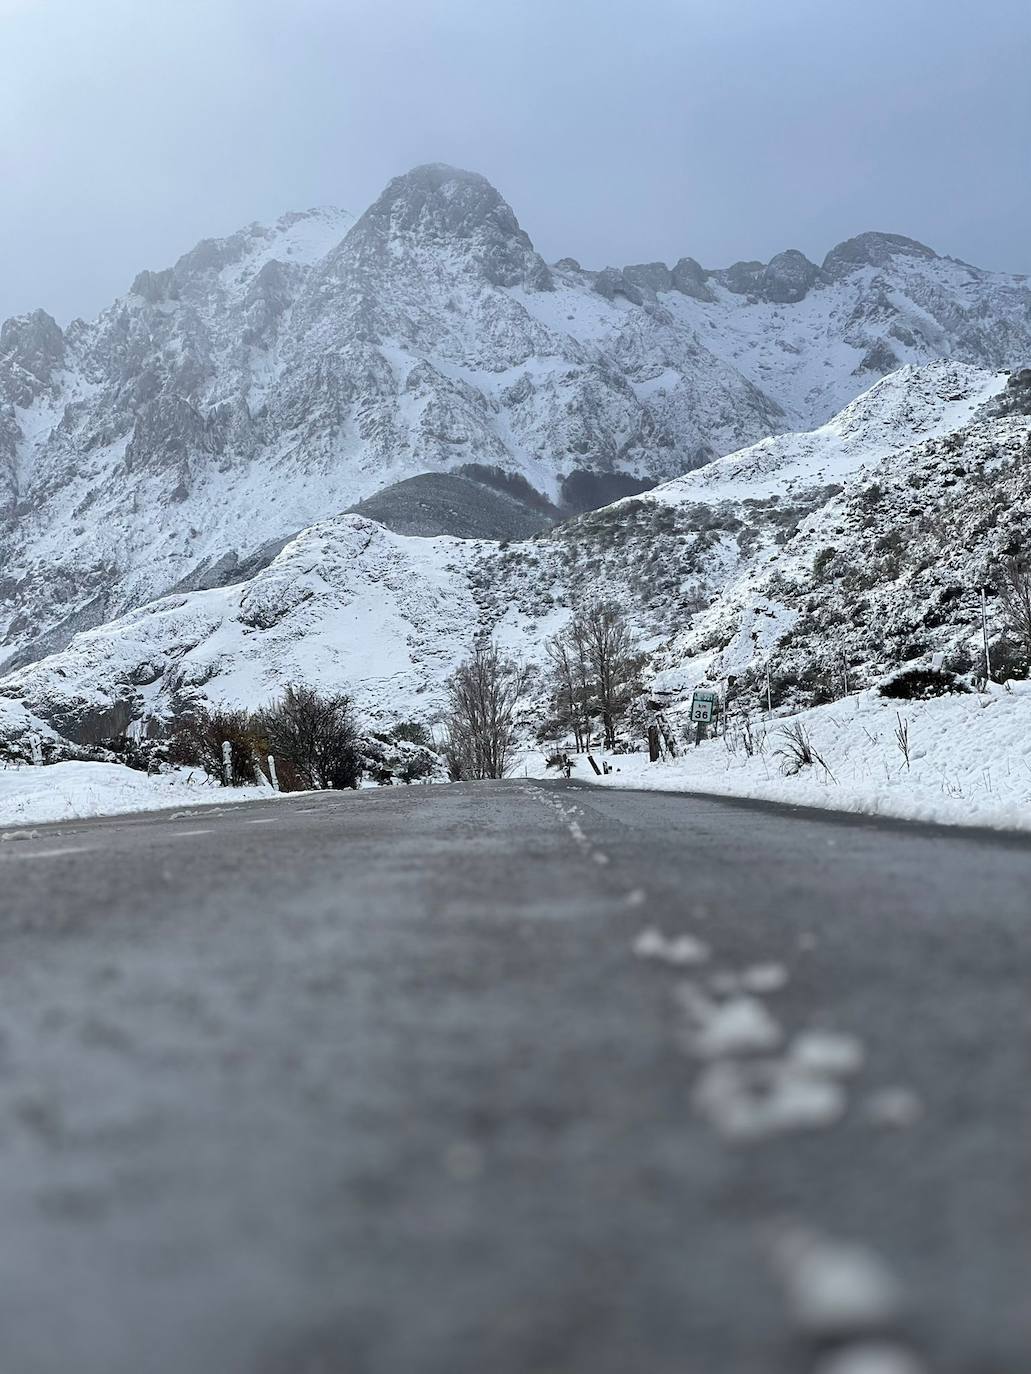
[765,662,773,717]
[980,586,992,682]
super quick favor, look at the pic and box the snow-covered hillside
[4,361,1026,747]
[523,684,1031,834]
[2,164,1030,675]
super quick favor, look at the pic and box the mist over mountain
[2,163,1030,680]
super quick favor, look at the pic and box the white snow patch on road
[710,963,789,995]
[789,1030,866,1077]
[771,1226,903,1338]
[688,994,783,1058]
[813,1342,926,1374]
[633,927,710,967]
[693,1057,846,1141]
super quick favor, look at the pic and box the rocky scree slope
[3,165,1031,674]
[3,361,1023,743]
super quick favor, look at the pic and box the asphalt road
[1,781,1028,1374]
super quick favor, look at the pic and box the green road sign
[690,689,718,724]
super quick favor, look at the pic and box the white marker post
[222,739,233,787]
[980,586,992,683]
[267,755,280,791]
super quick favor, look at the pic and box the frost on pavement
[770,1225,903,1338]
[789,1030,865,1077]
[681,993,783,1058]
[813,1342,926,1374]
[632,927,710,966]
[693,1057,846,1141]
[864,1087,924,1129]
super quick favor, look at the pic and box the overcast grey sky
[2,0,1029,324]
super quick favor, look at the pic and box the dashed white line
[3,846,91,860]
[167,829,213,838]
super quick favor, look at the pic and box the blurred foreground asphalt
[1,780,1029,1374]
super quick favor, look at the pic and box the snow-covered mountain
[2,163,1030,675]
[6,360,1027,747]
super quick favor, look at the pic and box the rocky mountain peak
[713,249,822,303]
[823,231,939,278]
[341,163,553,290]
[0,309,65,405]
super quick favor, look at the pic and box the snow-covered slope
[5,361,1025,743]
[3,165,1030,674]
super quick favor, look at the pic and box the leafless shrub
[740,717,766,758]
[775,720,835,781]
[253,685,362,790]
[893,713,911,770]
[167,706,260,786]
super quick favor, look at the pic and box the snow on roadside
[524,684,1031,832]
[0,762,272,827]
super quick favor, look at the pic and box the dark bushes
[879,667,970,700]
[168,708,259,785]
[254,686,363,790]
[169,687,364,789]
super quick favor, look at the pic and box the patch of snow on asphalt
[687,994,784,1058]
[789,1030,866,1077]
[770,1226,903,1338]
[812,1342,926,1374]
[633,927,710,966]
[693,1057,846,1141]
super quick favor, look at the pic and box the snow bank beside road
[527,687,1031,833]
[0,763,266,827]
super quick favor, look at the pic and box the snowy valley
[1,165,1030,827]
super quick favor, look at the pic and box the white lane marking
[246,818,279,825]
[167,829,213,838]
[4,846,91,860]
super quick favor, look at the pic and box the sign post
[689,689,719,747]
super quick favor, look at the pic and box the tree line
[442,601,643,780]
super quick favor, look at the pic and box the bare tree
[578,601,645,749]
[254,685,362,790]
[443,642,530,780]
[544,623,594,751]
[998,556,1031,668]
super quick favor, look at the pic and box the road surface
[0,781,1028,1374]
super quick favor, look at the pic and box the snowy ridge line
[3,158,1031,673]
[2,360,1019,752]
